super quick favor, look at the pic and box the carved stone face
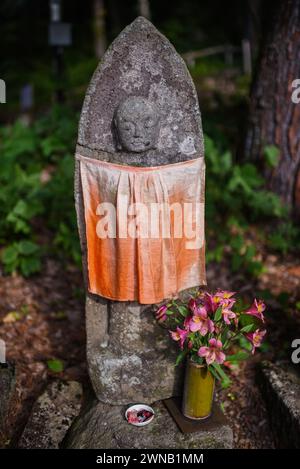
[114,97,160,153]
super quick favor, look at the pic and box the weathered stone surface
[0,363,15,430]
[75,16,204,404]
[64,399,233,449]
[87,300,183,404]
[258,361,300,448]
[77,16,204,166]
[18,380,83,449]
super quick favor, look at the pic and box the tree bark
[93,0,107,59]
[244,0,300,213]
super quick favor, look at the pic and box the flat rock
[64,399,233,449]
[18,380,83,449]
[259,361,300,448]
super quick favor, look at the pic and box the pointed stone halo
[78,16,204,166]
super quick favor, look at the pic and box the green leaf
[209,365,219,381]
[239,313,259,328]
[238,336,253,351]
[20,257,41,277]
[263,145,280,168]
[177,306,189,317]
[220,402,226,413]
[210,362,231,388]
[221,378,232,389]
[221,327,229,344]
[231,253,243,272]
[2,244,18,264]
[214,306,222,322]
[230,234,244,251]
[47,359,64,373]
[175,350,187,366]
[244,244,256,261]
[226,351,249,362]
[11,200,28,217]
[240,324,256,333]
[17,240,39,256]
[221,151,232,172]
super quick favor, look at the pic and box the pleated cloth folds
[77,154,206,304]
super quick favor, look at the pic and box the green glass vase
[182,359,215,420]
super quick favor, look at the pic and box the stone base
[88,349,183,405]
[259,361,300,448]
[64,398,233,449]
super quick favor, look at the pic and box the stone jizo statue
[74,16,206,405]
[67,16,233,451]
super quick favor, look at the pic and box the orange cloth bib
[77,154,206,304]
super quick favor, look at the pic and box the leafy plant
[267,222,300,254]
[204,135,290,276]
[1,240,41,277]
[0,105,80,276]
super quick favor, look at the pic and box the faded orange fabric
[77,154,206,304]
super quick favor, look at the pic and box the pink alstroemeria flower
[184,315,192,331]
[215,290,236,301]
[188,298,201,314]
[156,305,168,322]
[198,338,226,365]
[169,327,188,349]
[221,297,236,309]
[204,292,220,313]
[204,291,236,315]
[245,329,266,354]
[222,307,236,325]
[190,307,214,336]
[209,290,236,310]
[245,299,266,323]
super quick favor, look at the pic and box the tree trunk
[106,0,121,38]
[93,0,107,59]
[137,0,151,20]
[244,0,300,213]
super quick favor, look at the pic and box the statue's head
[114,96,160,153]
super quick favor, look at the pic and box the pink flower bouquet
[156,290,267,386]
